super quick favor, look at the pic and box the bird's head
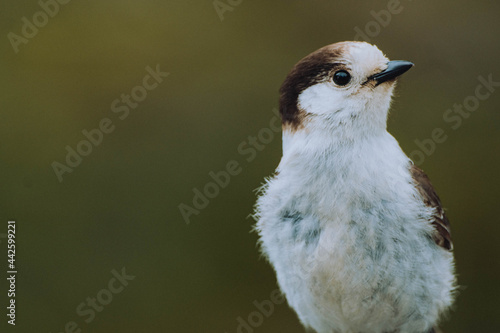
[279,41,413,141]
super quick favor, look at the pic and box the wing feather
[410,165,453,251]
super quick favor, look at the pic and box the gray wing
[410,165,453,251]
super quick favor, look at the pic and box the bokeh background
[1,1,499,332]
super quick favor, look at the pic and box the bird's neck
[282,113,387,158]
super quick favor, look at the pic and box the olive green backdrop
[0,1,499,332]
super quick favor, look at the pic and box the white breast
[255,131,455,333]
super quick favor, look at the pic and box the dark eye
[333,70,351,86]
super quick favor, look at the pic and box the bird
[254,41,456,333]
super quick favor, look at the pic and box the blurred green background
[0,1,499,332]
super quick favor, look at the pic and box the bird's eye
[333,70,351,86]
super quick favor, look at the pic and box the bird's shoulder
[409,164,453,251]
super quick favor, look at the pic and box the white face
[280,42,399,134]
[298,43,394,121]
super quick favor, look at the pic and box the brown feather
[410,165,453,251]
[279,43,348,131]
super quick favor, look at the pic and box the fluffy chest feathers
[275,131,420,222]
[255,131,455,333]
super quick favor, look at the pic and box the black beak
[371,60,414,86]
